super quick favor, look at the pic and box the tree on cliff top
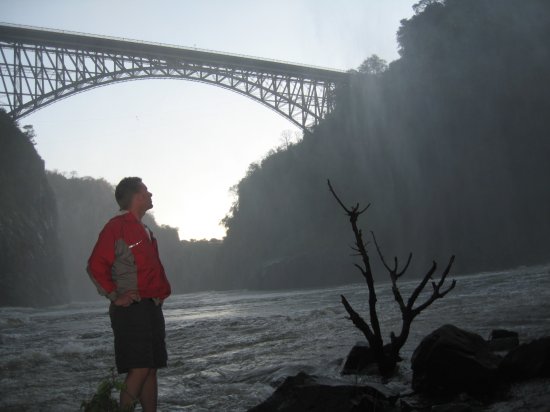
[358,55,388,75]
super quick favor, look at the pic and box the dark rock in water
[488,337,519,352]
[524,393,550,412]
[342,341,374,375]
[400,392,484,412]
[489,330,518,340]
[487,329,519,352]
[247,372,399,412]
[487,377,550,411]
[499,337,550,381]
[431,403,473,412]
[342,342,401,375]
[411,324,501,397]
[400,396,441,411]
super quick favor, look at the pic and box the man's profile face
[134,183,153,211]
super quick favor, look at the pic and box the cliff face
[46,172,118,302]
[47,171,220,301]
[0,111,68,307]
[218,0,550,289]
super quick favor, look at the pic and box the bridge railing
[0,23,347,129]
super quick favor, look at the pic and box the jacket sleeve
[87,223,117,301]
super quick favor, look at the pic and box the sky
[1,0,415,240]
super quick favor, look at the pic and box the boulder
[400,394,481,412]
[342,341,375,375]
[431,403,473,412]
[498,337,550,381]
[487,337,519,352]
[247,372,399,412]
[342,342,401,375]
[489,330,518,340]
[411,324,501,396]
[487,329,519,352]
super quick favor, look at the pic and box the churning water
[1,266,550,411]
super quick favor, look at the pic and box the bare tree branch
[397,253,413,278]
[357,204,371,214]
[411,256,456,315]
[437,255,455,289]
[328,180,382,341]
[341,294,375,342]
[327,179,352,214]
[407,261,437,310]
[353,263,366,276]
[328,180,456,375]
[413,278,456,316]
[371,232,393,273]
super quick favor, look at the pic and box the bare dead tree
[328,179,456,376]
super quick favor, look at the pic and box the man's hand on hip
[113,290,140,307]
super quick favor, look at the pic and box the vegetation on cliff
[218,0,550,289]
[0,110,68,306]
[3,0,550,303]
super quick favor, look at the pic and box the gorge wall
[0,111,68,306]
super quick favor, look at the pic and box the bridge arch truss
[0,24,347,130]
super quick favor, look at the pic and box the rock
[487,329,519,352]
[400,396,440,411]
[342,342,401,375]
[400,394,483,412]
[342,341,375,375]
[247,372,399,412]
[488,337,519,352]
[431,403,473,412]
[488,378,550,411]
[411,324,501,397]
[520,393,550,412]
[489,330,518,340]
[498,337,550,381]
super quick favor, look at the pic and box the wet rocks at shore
[249,325,550,412]
[247,371,399,412]
[499,337,550,381]
[411,324,502,397]
[487,329,519,352]
[341,341,401,375]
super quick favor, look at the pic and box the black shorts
[109,299,167,374]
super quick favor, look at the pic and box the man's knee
[127,367,152,379]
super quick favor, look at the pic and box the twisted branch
[328,179,382,345]
[328,179,457,370]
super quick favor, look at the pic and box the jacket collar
[119,211,153,239]
[119,210,140,223]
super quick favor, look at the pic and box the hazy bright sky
[2,0,415,240]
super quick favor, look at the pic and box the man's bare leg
[120,367,151,410]
[139,368,158,412]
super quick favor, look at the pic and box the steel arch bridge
[0,23,347,130]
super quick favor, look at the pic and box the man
[87,177,171,412]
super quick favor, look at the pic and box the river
[1,265,549,411]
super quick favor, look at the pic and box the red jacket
[87,212,171,301]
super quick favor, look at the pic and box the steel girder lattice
[0,25,346,130]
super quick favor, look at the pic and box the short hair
[115,177,142,210]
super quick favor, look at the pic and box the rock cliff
[0,111,68,306]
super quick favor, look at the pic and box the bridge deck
[0,23,346,81]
